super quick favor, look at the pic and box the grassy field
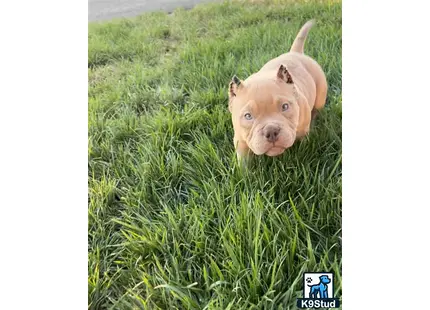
[88,0,342,308]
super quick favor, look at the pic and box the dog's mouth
[248,127,295,156]
[250,140,294,156]
[265,146,287,157]
[264,137,295,156]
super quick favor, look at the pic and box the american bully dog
[228,20,327,162]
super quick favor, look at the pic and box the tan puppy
[228,20,327,161]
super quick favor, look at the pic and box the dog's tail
[290,20,315,54]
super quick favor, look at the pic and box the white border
[0,0,87,309]
[1,0,429,309]
[343,0,430,309]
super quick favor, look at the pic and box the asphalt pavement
[89,0,216,21]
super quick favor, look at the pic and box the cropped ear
[277,64,294,84]
[228,75,243,112]
[229,75,243,98]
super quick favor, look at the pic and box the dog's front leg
[234,138,251,166]
[323,289,328,298]
[319,287,326,299]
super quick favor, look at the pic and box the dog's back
[257,21,327,112]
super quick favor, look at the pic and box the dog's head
[228,65,300,157]
[319,275,331,284]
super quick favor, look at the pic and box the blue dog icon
[308,275,331,298]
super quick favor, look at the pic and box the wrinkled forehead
[245,80,281,100]
[237,80,295,110]
[250,90,276,107]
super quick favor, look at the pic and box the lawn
[88,0,342,309]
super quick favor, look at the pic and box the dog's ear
[228,75,243,112]
[229,75,242,98]
[277,64,294,84]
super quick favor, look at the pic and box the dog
[228,20,327,162]
[308,275,331,299]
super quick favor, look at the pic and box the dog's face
[228,65,300,157]
[319,275,331,284]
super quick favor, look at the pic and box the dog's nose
[264,125,280,142]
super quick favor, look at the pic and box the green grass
[88,0,342,308]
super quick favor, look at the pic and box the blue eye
[282,103,289,111]
[244,112,253,120]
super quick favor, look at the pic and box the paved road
[89,0,216,22]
